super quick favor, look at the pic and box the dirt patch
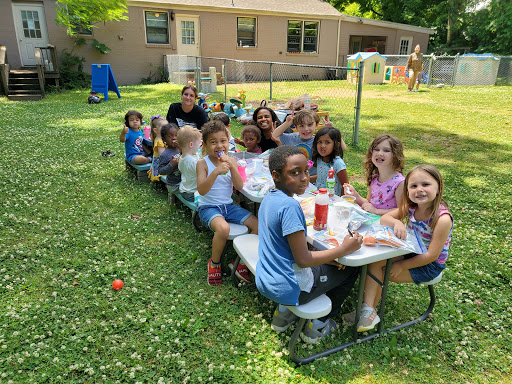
[363,90,433,103]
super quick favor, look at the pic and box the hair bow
[151,115,161,121]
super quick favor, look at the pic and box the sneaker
[271,306,298,333]
[300,318,338,344]
[342,303,370,324]
[207,259,222,286]
[357,306,380,332]
[228,262,252,283]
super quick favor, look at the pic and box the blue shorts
[198,204,252,230]
[404,253,446,284]
[126,152,152,163]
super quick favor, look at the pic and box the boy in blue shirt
[256,145,362,343]
[271,109,318,161]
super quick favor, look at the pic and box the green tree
[54,0,129,90]
[329,0,511,53]
[464,0,512,54]
[56,0,129,38]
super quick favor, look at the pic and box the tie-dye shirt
[408,206,453,264]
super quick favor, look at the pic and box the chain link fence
[383,54,512,87]
[164,55,361,143]
[496,56,512,86]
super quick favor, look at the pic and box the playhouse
[454,53,500,86]
[347,52,387,84]
[384,66,408,84]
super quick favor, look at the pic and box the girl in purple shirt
[344,134,405,215]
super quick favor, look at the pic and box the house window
[459,63,470,74]
[483,62,491,74]
[237,17,256,47]
[372,62,381,74]
[145,11,169,44]
[181,21,195,44]
[72,23,93,36]
[287,20,318,53]
[21,10,42,38]
[399,37,412,55]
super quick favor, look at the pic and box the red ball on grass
[112,279,123,290]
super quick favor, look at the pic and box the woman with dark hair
[166,85,209,130]
[235,106,292,152]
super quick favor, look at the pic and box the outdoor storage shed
[347,52,387,84]
[454,53,500,86]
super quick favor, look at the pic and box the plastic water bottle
[326,167,335,197]
[313,188,329,231]
[304,93,312,110]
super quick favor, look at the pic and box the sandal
[101,150,115,157]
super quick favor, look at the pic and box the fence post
[223,59,227,102]
[269,63,273,102]
[452,53,460,87]
[427,55,434,88]
[195,56,201,93]
[353,60,364,147]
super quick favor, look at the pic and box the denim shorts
[198,204,252,230]
[126,152,152,163]
[404,253,446,284]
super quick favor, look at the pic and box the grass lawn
[0,83,511,383]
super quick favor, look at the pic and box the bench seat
[125,160,151,182]
[232,234,332,363]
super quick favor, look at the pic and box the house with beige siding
[1,0,434,86]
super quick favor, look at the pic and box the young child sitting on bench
[255,145,362,344]
[177,125,202,202]
[119,110,152,164]
[158,123,181,191]
[196,120,258,286]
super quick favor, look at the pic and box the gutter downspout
[336,17,341,67]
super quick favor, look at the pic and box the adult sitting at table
[166,85,209,130]
[256,145,362,344]
[236,107,291,152]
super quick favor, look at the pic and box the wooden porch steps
[7,69,43,101]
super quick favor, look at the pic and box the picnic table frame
[301,223,439,363]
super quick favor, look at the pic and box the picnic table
[302,195,441,361]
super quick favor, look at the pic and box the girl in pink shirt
[344,134,405,215]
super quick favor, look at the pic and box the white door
[176,16,200,57]
[13,4,50,66]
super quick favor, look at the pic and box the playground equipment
[347,52,387,84]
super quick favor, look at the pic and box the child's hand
[390,261,404,278]
[322,114,334,128]
[122,124,129,134]
[393,222,407,240]
[361,202,377,214]
[343,183,356,195]
[340,231,363,255]
[215,161,230,175]
[218,152,231,164]
[326,259,346,270]
[234,137,244,145]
